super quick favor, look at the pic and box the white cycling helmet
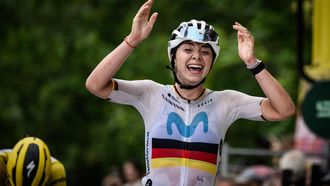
[168,19,220,64]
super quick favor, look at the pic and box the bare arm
[85,0,158,99]
[233,22,295,121]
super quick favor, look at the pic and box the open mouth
[187,64,203,73]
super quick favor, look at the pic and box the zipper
[181,100,191,186]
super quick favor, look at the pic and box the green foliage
[0,0,301,185]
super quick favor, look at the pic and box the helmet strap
[167,46,214,90]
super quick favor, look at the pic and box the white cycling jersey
[108,79,265,186]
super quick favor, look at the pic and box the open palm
[128,0,158,46]
[233,22,256,65]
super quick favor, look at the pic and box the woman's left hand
[233,22,256,66]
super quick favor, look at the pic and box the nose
[192,51,201,60]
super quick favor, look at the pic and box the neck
[174,83,205,101]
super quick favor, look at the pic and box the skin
[123,161,141,183]
[173,41,213,99]
[85,0,295,121]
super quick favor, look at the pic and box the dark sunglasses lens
[204,29,218,42]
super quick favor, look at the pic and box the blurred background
[1,0,329,185]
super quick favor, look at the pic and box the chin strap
[166,65,206,90]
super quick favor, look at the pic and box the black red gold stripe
[152,148,217,164]
[151,138,219,175]
[152,138,218,154]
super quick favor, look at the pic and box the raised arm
[85,0,158,99]
[233,22,295,121]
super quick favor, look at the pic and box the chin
[185,80,202,86]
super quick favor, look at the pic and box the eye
[184,48,193,52]
[201,50,210,55]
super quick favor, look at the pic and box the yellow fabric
[307,0,330,79]
[48,160,67,186]
[151,158,217,175]
[312,0,330,66]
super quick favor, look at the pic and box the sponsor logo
[167,112,208,137]
[197,175,205,183]
[26,161,35,178]
[197,99,213,108]
[145,179,152,186]
[162,94,184,111]
[145,131,151,175]
[316,100,330,118]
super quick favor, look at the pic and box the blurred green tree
[0,0,301,185]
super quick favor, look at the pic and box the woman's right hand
[126,0,158,47]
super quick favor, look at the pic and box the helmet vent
[197,22,201,29]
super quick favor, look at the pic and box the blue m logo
[166,112,208,137]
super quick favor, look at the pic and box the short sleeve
[108,79,162,115]
[222,90,265,122]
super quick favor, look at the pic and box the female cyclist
[86,0,295,185]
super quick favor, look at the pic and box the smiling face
[174,41,213,87]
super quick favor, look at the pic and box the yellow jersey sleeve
[48,158,67,186]
[0,150,10,186]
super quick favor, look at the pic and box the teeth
[187,64,202,69]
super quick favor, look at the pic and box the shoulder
[138,80,165,95]
[210,89,245,99]
[0,150,7,167]
[208,89,255,108]
[0,149,11,159]
[114,79,163,89]
[213,89,263,104]
[49,157,66,185]
[0,150,9,186]
[137,79,163,87]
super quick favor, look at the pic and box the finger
[136,0,153,18]
[142,0,154,15]
[237,33,244,43]
[237,32,254,43]
[237,32,253,44]
[238,31,253,38]
[233,23,251,34]
[134,8,150,22]
[234,22,247,29]
[233,22,244,30]
[147,0,154,7]
[142,0,153,8]
[233,26,250,35]
[148,12,158,28]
